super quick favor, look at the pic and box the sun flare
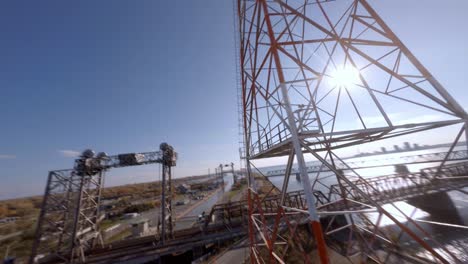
[329,66,361,88]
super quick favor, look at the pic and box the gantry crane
[30,143,177,264]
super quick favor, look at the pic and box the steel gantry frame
[30,143,177,264]
[237,0,468,263]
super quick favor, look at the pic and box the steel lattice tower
[30,145,177,263]
[237,0,468,263]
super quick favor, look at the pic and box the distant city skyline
[1,0,468,199]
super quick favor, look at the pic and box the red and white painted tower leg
[258,0,329,262]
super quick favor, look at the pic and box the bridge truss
[265,149,468,177]
[30,144,177,264]
[237,0,468,263]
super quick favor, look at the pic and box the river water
[257,146,468,262]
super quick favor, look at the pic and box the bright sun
[329,66,361,88]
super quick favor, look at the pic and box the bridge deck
[211,162,468,215]
[86,225,245,264]
[266,150,468,177]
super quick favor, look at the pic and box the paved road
[112,174,236,235]
[210,239,248,264]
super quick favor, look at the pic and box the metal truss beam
[30,144,177,264]
[237,0,467,263]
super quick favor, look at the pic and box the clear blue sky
[1,0,467,199]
